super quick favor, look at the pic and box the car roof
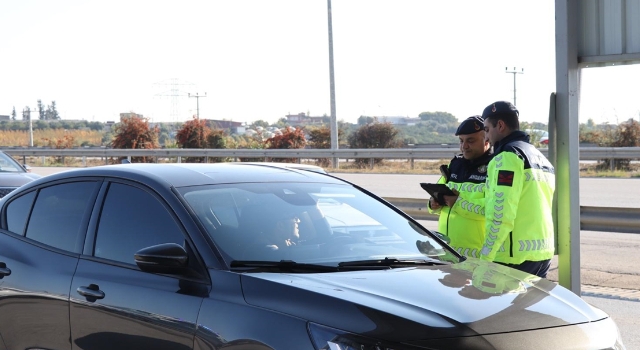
[232,162,328,174]
[23,163,344,190]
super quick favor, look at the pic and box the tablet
[420,183,456,206]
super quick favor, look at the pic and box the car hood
[0,172,41,187]
[239,259,607,341]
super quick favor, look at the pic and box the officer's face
[483,118,509,146]
[459,131,489,160]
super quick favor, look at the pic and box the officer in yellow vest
[428,116,492,258]
[480,101,555,278]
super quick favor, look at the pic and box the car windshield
[0,153,26,173]
[179,182,459,267]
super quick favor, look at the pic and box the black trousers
[499,259,551,278]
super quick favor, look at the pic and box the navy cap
[455,116,484,136]
[481,101,519,120]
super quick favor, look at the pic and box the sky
[1,0,639,126]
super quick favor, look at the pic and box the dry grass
[0,130,103,147]
[327,159,640,178]
[579,162,640,178]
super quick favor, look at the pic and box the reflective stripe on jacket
[480,131,555,265]
[428,151,492,258]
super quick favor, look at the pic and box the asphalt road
[333,173,640,208]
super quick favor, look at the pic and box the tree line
[4,109,638,170]
[10,100,61,121]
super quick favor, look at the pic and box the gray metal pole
[189,92,207,120]
[555,0,582,295]
[513,73,516,105]
[505,67,524,106]
[29,115,33,147]
[327,0,338,168]
[26,107,37,147]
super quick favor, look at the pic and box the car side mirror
[134,243,188,274]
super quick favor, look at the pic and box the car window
[25,182,99,252]
[0,152,25,173]
[180,183,459,264]
[94,182,186,265]
[5,190,36,235]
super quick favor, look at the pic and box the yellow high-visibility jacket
[428,151,492,258]
[480,131,555,265]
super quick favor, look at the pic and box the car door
[0,180,101,350]
[70,181,210,350]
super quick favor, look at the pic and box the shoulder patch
[497,170,514,186]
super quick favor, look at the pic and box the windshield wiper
[230,260,339,273]
[230,257,448,273]
[337,257,447,269]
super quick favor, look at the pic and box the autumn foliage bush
[111,115,159,163]
[264,127,306,163]
[580,118,640,170]
[348,121,401,168]
[176,118,209,149]
[175,117,228,162]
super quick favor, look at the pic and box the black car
[0,151,41,199]
[0,163,625,350]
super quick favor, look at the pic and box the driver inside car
[264,215,300,251]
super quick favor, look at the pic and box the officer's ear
[497,119,510,133]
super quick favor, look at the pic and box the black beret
[481,101,519,120]
[455,115,485,136]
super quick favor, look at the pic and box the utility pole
[188,92,206,120]
[24,107,37,147]
[505,67,524,106]
[327,0,338,168]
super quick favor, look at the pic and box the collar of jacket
[493,130,529,154]
[475,150,493,165]
[459,150,493,167]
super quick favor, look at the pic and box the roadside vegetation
[2,111,639,177]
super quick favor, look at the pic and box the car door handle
[0,262,11,278]
[77,284,105,299]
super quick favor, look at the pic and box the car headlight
[308,323,422,350]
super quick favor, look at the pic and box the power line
[153,78,195,122]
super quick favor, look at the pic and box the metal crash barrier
[384,197,640,234]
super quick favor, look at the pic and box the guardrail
[383,197,640,234]
[2,146,640,161]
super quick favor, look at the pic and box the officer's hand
[443,189,460,207]
[429,197,441,209]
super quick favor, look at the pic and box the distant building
[205,119,243,130]
[198,119,247,135]
[104,121,116,132]
[231,126,246,134]
[0,115,10,121]
[364,116,421,126]
[285,112,326,126]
